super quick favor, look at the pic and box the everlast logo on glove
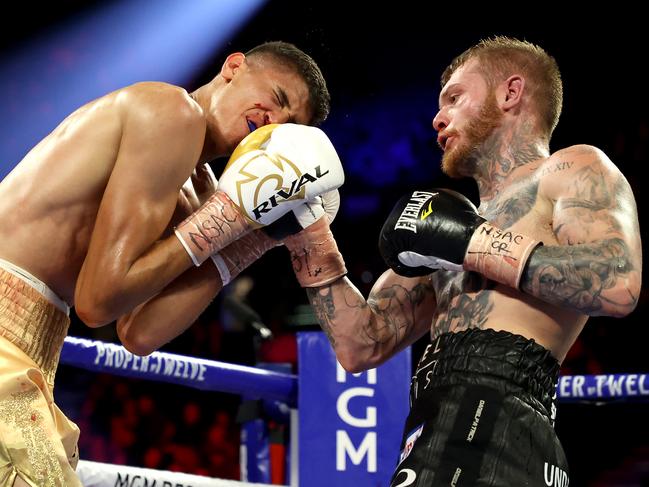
[252,164,330,219]
[394,191,438,233]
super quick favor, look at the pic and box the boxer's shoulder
[114,82,204,125]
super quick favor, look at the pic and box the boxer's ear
[221,53,246,82]
[498,75,525,111]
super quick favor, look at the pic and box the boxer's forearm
[76,235,199,326]
[116,263,222,356]
[115,230,276,355]
[306,271,435,372]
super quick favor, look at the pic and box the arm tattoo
[520,238,638,314]
[554,172,626,239]
[562,163,614,210]
[306,280,434,350]
[306,286,337,347]
[362,281,433,347]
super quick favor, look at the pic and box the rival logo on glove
[231,150,330,223]
[394,191,438,233]
[252,163,330,220]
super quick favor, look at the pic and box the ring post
[240,363,293,483]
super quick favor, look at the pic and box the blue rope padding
[60,337,297,406]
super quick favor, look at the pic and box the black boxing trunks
[390,328,569,487]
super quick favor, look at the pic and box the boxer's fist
[219,123,344,226]
[379,189,484,277]
[379,189,541,288]
[176,124,344,266]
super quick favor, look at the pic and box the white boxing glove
[218,123,344,225]
[175,124,344,266]
[262,189,340,240]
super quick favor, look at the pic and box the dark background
[2,2,648,485]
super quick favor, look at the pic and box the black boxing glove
[379,189,541,288]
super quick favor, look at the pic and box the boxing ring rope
[61,336,297,405]
[557,373,649,402]
[59,336,649,486]
[61,337,295,486]
[61,336,649,403]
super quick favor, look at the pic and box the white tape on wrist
[174,230,201,267]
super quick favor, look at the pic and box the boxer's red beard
[441,92,503,178]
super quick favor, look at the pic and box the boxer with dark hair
[0,41,341,486]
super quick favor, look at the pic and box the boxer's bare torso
[0,82,204,305]
[429,145,638,361]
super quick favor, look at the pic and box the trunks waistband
[415,328,560,417]
[0,266,70,384]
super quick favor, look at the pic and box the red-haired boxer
[289,37,641,486]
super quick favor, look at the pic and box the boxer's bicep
[522,146,641,316]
